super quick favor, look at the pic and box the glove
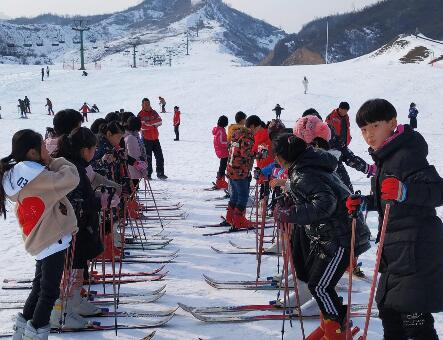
[253,167,261,180]
[133,160,148,171]
[381,177,407,202]
[365,163,377,177]
[346,194,363,216]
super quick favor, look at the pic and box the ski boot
[22,321,50,340]
[69,287,102,316]
[232,208,254,229]
[224,203,235,226]
[214,175,229,190]
[270,281,313,308]
[49,298,88,329]
[12,312,27,340]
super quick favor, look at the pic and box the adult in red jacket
[325,102,351,146]
[173,106,181,141]
[138,98,167,180]
[79,102,90,122]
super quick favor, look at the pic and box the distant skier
[303,76,309,94]
[408,102,419,129]
[79,102,90,122]
[41,68,44,81]
[45,98,54,115]
[91,104,100,113]
[24,96,31,113]
[272,104,284,119]
[159,96,166,113]
[46,66,50,77]
[82,71,88,76]
[173,105,181,141]
[18,99,27,118]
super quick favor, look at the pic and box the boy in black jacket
[347,99,443,339]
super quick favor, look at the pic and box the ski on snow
[210,246,277,256]
[0,315,174,337]
[89,306,178,318]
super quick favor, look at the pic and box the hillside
[262,0,443,65]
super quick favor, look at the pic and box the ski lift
[88,34,96,43]
[92,45,98,50]
[104,44,110,49]
[23,37,32,48]
[36,38,44,47]
[52,37,59,47]
[124,50,130,53]
[7,42,15,48]
[58,35,65,44]
[73,36,81,44]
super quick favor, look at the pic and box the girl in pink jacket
[212,115,229,189]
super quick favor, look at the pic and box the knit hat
[293,115,331,144]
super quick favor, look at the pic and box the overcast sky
[0,0,381,33]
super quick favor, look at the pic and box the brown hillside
[282,47,324,65]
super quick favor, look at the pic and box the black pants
[48,107,54,115]
[174,124,180,140]
[379,306,438,340]
[161,104,166,113]
[307,246,349,322]
[410,117,417,129]
[23,250,65,329]
[144,139,164,176]
[83,112,88,122]
[217,157,228,178]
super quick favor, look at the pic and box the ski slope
[0,37,442,339]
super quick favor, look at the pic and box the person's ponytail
[0,155,15,218]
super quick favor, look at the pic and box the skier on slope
[273,134,370,339]
[302,76,309,94]
[2,129,80,340]
[159,96,166,113]
[225,118,255,229]
[24,96,31,113]
[272,104,284,119]
[408,102,419,129]
[50,127,104,329]
[45,98,54,115]
[18,99,27,118]
[79,102,90,122]
[347,99,443,339]
[41,67,44,81]
[173,105,181,141]
[212,115,229,190]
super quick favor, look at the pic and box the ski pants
[217,157,228,178]
[174,124,180,140]
[378,306,438,340]
[82,112,88,122]
[307,246,349,323]
[144,139,164,176]
[229,179,250,211]
[410,117,417,129]
[161,104,166,113]
[22,249,65,328]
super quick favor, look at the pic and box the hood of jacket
[3,161,45,198]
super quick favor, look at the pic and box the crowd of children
[210,99,442,339]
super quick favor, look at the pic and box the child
[408,102,419,129]
[173,106,181,141]
[0,129,79,339]
[212,115,229,190]
[225,121,255,228]
[227,111,247,142]
[273,134,370,339]
[50,127,103,328]
[347,98,443,339]
[272,104,284,119]
[124,116,148,188]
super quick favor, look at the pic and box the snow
[0,34,443,339]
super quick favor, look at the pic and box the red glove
[346,195,362,215]
[381,177,407,202]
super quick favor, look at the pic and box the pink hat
[293,115,331,144]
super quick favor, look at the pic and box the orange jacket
[252,128,273,170]
[138,109,162,141]
[173,110,180,126]
[325,109,351,146]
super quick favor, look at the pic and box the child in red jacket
[212,115,229,189]
[173,106,181,141]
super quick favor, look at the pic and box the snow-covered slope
[0,0,285,65]
[0,37,442,339]
[359,34,443,65]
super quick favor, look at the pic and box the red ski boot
[101,233,121,260]
[215,176,229,190]
[225,204,235,225]
[307,313,325,340]
[232,208,254,229]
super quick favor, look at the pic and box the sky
[0,0,381,33]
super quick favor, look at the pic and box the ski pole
[144,177,165,229]
[284,222,306,340]
[359,203,391,340]
[346,215,357,340]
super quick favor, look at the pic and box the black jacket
[286,147,370,260]
[366,125,443,312]
[66,157,103,267]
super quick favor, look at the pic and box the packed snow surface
[0,37,442,339]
